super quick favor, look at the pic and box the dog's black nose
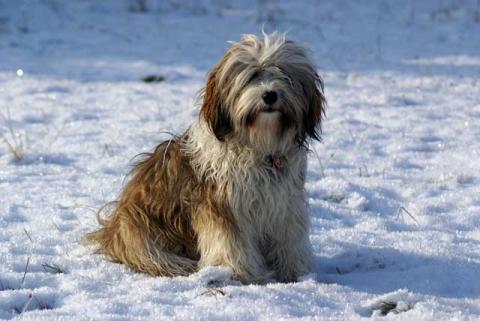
[262,91,278,105]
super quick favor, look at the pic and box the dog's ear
[303,72,326,141]
[200,67,233,141]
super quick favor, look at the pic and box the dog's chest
[228,159,305,228]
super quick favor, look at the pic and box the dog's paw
[193,266,240,286]
[232,268,275,285]
[274,270,298,283]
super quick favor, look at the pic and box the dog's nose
[262,91,278,105]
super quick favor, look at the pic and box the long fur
[84,32,326,284]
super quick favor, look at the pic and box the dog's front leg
[267,208,313,283]
[194,210,271,284]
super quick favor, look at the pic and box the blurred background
[1,0,479,81]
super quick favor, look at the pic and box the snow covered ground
[1,0,480,320]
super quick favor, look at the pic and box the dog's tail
[82,203,197,277]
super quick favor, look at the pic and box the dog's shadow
[314,242,480,299]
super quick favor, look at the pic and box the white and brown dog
[85,32,326,284]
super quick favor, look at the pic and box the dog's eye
[249,71,259,82]
[276,67,294,86]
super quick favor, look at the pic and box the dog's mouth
[246,106,281,125]
[261,105,281,113]
[246,106,271,122]
[256,105,284,117]
[245,104,294,128]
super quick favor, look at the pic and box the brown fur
[84,138,237,277]
[200,55,234,141]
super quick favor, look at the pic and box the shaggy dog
[85,32,326,284]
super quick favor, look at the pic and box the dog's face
[201,33,325,155]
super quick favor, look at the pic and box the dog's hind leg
[83,207,197,277]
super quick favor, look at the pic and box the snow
[1,0,480,320]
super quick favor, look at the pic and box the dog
[84,32,326,284]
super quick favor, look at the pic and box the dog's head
[200,32,326,155]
